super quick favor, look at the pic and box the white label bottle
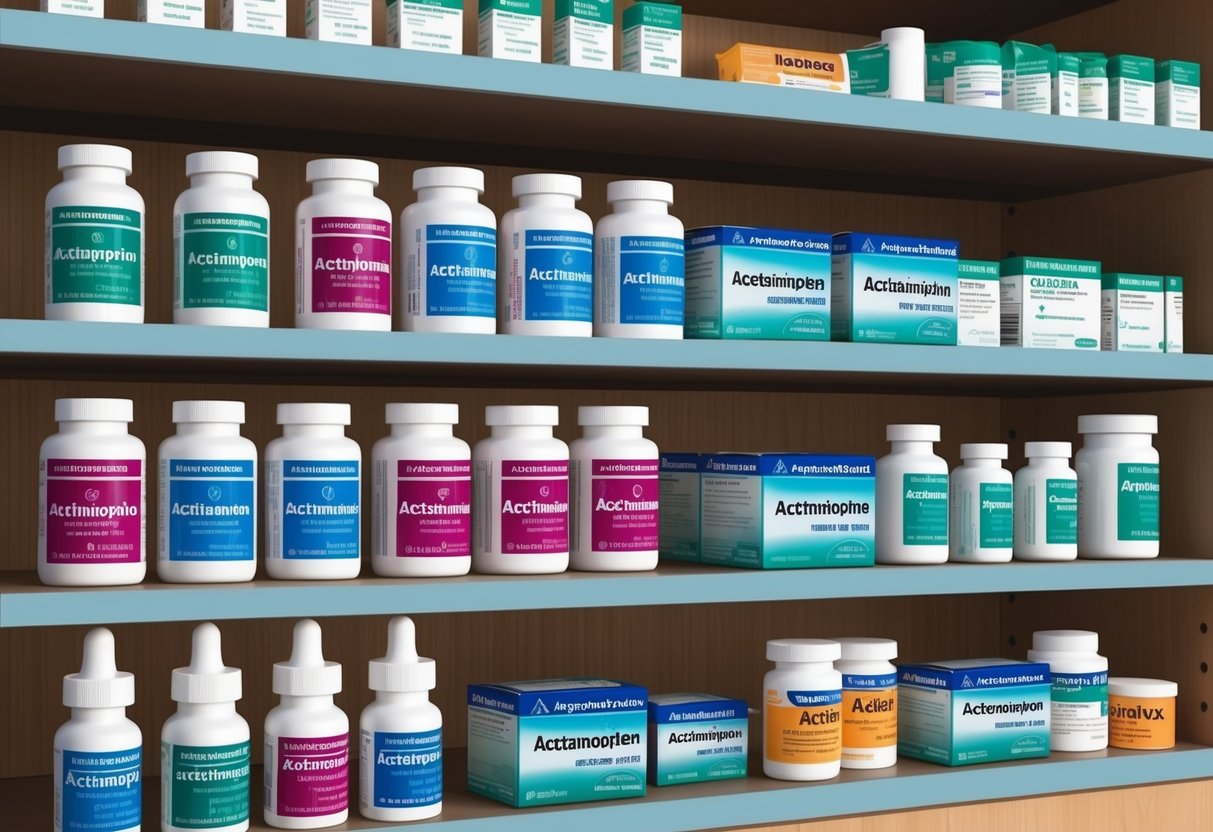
[265,403,362,580]
[45,144,145,322]
[264,619,349,829]
[472,405,569,574]
[949,442,1013,563]
[876,424,948,564]
[296,158,392,331]
[360,616,443,822]
[173,151,270,327]
[54,628,142,832]
[569,405,659,571]
[162,623,251,832]
[158,400,258,584]
[1076,414,1160,559]
[1027,629,1109,752]
[400,166,497,334]
[1014,441,1078,561]
[372,403,472,577]
[763,638,843,781]
[499,173,594,336]
[39,397,146,587]
[594,179,685,339]
[834,637,898,770]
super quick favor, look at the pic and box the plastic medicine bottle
[1076,414,1160,559]
[158,400,258,584]
[372,403,472,578]
[401,166,497,334]
[39,397,146,587]
[593,179,686,339]
[876,424,949,564]
[264,619,349,829]
[360,616,443,822]
[763,638,843,781]
[833,637,898,770]
[569,405,659,572]
[1027,629,1109,752]
[162,623,251,832]
[472,405,570,575]
[296,158,392,331]
[46,144,145,323]
[265,403,362,580]
[54,628,142,832]
[499,173,594,336]
[949,443,1013,563]
[1014,442,1078,561]
[173,151,270,327]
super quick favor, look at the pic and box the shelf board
[2,10,1211,199]
[4,558,1212,628]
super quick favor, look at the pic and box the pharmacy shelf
[3,318,1212,394]
[2,11,1211,200]
[4,558,1212,628]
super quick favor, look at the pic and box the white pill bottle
[1014,441,1078,561]
[763,638,843,782]
[834,637,898,770]
[1076,414,1160,559]
[1027,629,1109,752]
[949,442,1013,563]
[876,424,949,564]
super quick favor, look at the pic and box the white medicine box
[221,0,287,36]
[387,0,464,54]
[478,0,543,62]
[41,0,104,17]
[138,0,205,26]
[306,0,373,45]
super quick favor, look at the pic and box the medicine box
[478,0,542,62]
[1165,276,1184,353]
[139,0,205,26]
[1000,256,1101,350]
[622,2,682,77]
[554,0,613,70]
[387,0,463,54]
[41,0,103,17]
[716,43,850,93]
[648,694,748,786]
[1110,54,1156,124]
[659,453,701,563]
[1102,273,1164,352]
[306,0,372,45]
[1156,60,1201,129]
[222,1,287,36]
[956,259,1000,347]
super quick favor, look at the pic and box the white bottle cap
[186,150,259,179]
[277,402,351,426]
[59,144,132,174]
[368,616,437,692]
[172,400,246,424]
[1108,677,1178,698]
[766,638,841,663]
[578,405,649,427]
[55,398,133,423]
[960,443,1008,460]
[307,158,380,186]
[172,622,242,703]
[833,637,898,661]
[414,166,484,193]
[882,26,926,43]
[485,405,559,427]
[1031,629,1099,654]
[385,403,459,425]
[1025,441,1072,459]
[273,619,342,696]
[63,628,135,709]
[607,179,674,205]
[513,173,581,200]
[1077,414,1158,435]
[887,424,941,442]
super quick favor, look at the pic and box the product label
[222,0,287,36]
[178,212,268,312]
[1051,671,1108,743]
[308,216,391,315]
[395,459,471,557]
[841,674,897,753]
[500,459,569,554]
[575,458,659,553]
[57,746,142,832]
[553,0,613,69]
[306,0,372,43]
[619,236,685,325]
[1046,478,1078,544]
[649,699,747,785]
[387,0,463,53]
[478,0,542,60]
[424,224,496,317]
[48,205,142,306]
[268,734,349,819]
[1117,463,1160,541]
[979,483,1014,548]
[162,741,250,829]
[164,458,255,562]
[272,459,360,559]
[1108,695,1175,749]
[903,473,948,546]
[361,728,443,810]
[764,688,842,765]
[1000,258,1101,349]
[621,3,682,76]
[44,458,143,565]
[521,230,593,322]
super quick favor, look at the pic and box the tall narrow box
[1110,54,1156,124]
[554,0,614,70]
[387,0,464,53]
[222,0,287,36]
[306,0,372,44]
[1165,276,1184,353]
[1102,273,1164,353]
[1156,60,1201,129]
[478,0,542,62]
[659,453,701,562]
[956,259,1000,347]
[622,2,682,76]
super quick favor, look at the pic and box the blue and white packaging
[648,693,748,785]
[659,453,701,562]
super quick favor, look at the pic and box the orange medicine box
[716,43,850,93]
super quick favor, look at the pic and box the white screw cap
[172,400,245,424]
[1031,629,1100,654]
[55,398,133,423]
[1024,441,1072,459]
[186,151,259,179]
[63,627,135,709]
[578,406,649,427]
[766,638,841,663]
[385,403,459,425]
[276,403,351,426]
[368,616,437,693]
[59,144,132,174]
[273,619,342,696]
[887,424,941,442]
[307,158,380,186]
[172,622,243,704]
[413,166,484,193]
[833,637,898,662]
[513,173,582,199]
[960,443,1008,460]
[485,405,559,427]
[1077,414,1158,435]
[607,179,673,204]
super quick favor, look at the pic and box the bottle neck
[58,420,130,437]
[63,166,127,185]
[375,691,430,706]
[189,172,254,190]
[278,694,335,709]
[581,425,643,440]
[518,193,576,209]
[312,179,375,197]
[610,198,668,216]
[281,424,346,439]
[175,422,242,438]
[890,440,935,455]
[175,701,236,718]
[417,185,479,204]
[390,423,454,439]
[69,706,127,723]
[491,425,553,440]
[962,458,1003,469]
[1082,434,1153,451]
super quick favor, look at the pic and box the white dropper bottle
[54,628,142,832]
[162,623,251,832]
[264,619,350,830]
[360,616,443,822]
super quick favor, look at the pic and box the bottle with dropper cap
[54,627,142,832]
[264,619,350,830]
[162,623,251,832]
[360,616,443,822]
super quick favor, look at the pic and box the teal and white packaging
[926,44,946,102]
[847,43,892,97]
[957,260,1000,347]
[898,659,1051,766]
[1110,54,1156,124]
[1000,256,1101,350]
[467,679,647,808]
[1002,42,1056,113]
[478,0,541,62]
[685,226,831,340]
[622,2,681,77]
[648,694,748,786]
[1054,52,1080,116]
[387,0,463,53]
[1156,60,1200,129]
[700,454,876,569]
[831,233,958,345]
[1165,276,1183,353]
[1071,52,1110,119]
[554,0,613,69]
[942,41,1002,108]
[659,453,701,562]
[1102,273,1164,353]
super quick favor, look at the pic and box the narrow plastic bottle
[949,443,1013,563]
[763,638,843,781]
[876,424,949,564]
[1027,629,1109,752]
[834,637,898,770]
[1014,442,1078,561]
[1076,414,1160,559]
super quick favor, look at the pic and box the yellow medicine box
[716,43,850,93]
